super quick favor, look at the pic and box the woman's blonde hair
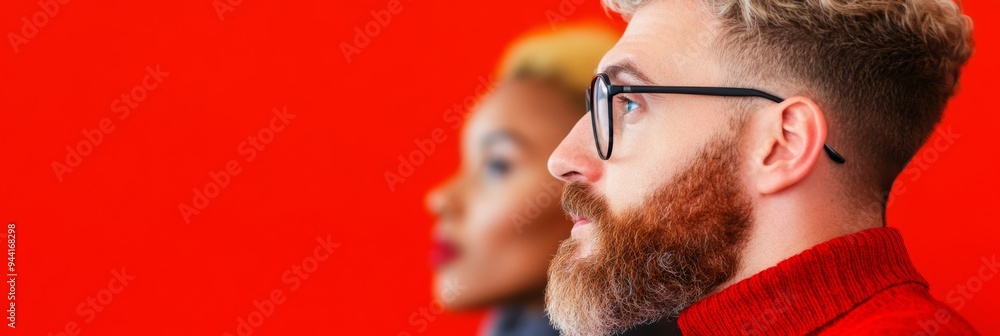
[496,23,620,104]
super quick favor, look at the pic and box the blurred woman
[426,24,680,336]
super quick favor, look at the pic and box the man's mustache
[561,182,607,224]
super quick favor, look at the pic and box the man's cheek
[604,176,652,213]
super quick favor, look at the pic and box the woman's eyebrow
[481,130,528,150]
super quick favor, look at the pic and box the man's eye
[626,100,640,113]
[617,96,640,114]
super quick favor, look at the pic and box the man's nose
[548,115,604,183]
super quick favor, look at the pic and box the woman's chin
[433,273,478,311]
[432,290,490,312]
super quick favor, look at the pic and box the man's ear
[747,96,829,195]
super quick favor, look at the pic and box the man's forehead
[597,0,720,85]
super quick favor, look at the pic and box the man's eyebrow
[602,59,654,85]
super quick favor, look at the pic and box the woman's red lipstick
[430,238,460,268]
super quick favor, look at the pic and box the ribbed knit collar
[678,227,927,335]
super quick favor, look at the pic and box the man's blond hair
[604,0,974,193]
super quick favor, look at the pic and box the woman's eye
[485,158,511,179]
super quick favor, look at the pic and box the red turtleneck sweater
[678,228,979,335]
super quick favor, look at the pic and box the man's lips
[570,214,592,238]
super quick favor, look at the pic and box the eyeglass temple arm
[615,85,846,164]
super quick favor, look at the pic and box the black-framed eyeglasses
[586,73,846,163]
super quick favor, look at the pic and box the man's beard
[546,133,753,336]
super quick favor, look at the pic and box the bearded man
[544,0,977,335]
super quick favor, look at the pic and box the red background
[0,0,997,335]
